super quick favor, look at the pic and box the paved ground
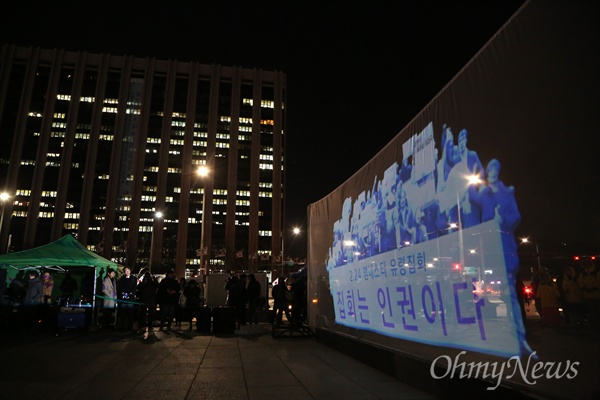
[0,308,598,400]
[0,323,436,400]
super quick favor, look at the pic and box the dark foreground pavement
[0,317,598,400]
[0,323,435,400]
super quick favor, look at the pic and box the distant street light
[282,226,302,266]
[521,237,541,270]
[197,165,209,178]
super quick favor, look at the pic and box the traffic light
[453,263,461,270]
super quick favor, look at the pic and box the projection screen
[307,0,598,361]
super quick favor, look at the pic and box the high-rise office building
[0,44,286,277]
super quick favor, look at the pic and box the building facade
[0,44,286,278]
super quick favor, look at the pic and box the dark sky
[4,1,595,259]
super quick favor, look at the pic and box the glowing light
[197,165,209,177]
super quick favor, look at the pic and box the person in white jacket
[101,268,117,327]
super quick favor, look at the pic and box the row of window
[12,187,274,199]
[61,221,271,233]
[54,94,280,110]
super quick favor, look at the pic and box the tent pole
[92,266,97,327]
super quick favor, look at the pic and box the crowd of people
[1,266,304,335]
[528,259,600,327]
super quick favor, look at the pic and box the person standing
[117,266,138,330]
[183,279,201,331]
[225,273,246,329]
[24,271,43,305]
[101,268,117,328]
[59,272,78,305]
[41,271,54,305]
[271,277,291,326]
[175,277,187,327]
[561,265,585,325]
[579,259,600,325]
[23,270,43,328]
[136,272,158,335]
[290,275,307,328]
[233,274,248,329]
[536,270,561,327]
[158,269,179,331]
[246,274,261,325]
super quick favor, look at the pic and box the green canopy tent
[0,234,119,317]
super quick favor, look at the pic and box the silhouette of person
[231,274,247,329]
[24,270,43,305]
[246,273,261,325]
[8,270,27,304]
[271,277,291,326]
[579,259,600,325]
[183,279,201,331]
[117,266,137,330]
[290,275,307,328]
[158,269,179,331]
[60,271,78,304]
[23,270,43,328]
[561,265,585,324]
[136,271,158,335]
[537,270,561,326]
[175,277,187,327]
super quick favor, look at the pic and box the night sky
[2,1,597,260]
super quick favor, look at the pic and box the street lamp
[453,174,481,270]
[521,237,541,270]
[197,166,209,272]
[0,192,11,253]
[149,211,163,273]
[281,226,301,265]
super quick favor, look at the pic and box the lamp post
[0,192,10,253]
[453,175,482,271]
[280,226,301,276]
[149,211,163,273]
[288,227,301,260]
[521,237,541,270]
[197,166,209,273]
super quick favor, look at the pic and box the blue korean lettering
[416,251,426,270]
[346,289,357,322]
[421,282,448,336]
[376,287,395,328]
[396,285,418,331]
[357,289,370,324]
[390,258,398,276]
[337,291,346,319]
[407,254,416,274]
[453,278,486,340]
